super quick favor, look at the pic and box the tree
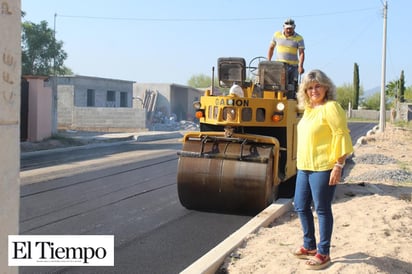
[21,20,70,76]
[399,70,405,103]
[336,83,363,110]
[353,63,360,109]
[385,80,397,97]
[336,83,354,110]
[187,74,217,88]
[405,86,412,101]
[385,79,399,107]
[362,92,382,110]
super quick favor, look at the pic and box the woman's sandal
[305,253,331,270]
[292,246,317,259]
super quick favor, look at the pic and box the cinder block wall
[399,103,412,122]
[58,84,146,132]
[349,109,391,120]
[71,107,146,132]
[57,85,75,127]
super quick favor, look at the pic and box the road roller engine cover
[177,57,303,213]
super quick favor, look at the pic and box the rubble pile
[151,120,199,132]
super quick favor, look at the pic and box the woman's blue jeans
[294,169,336,255]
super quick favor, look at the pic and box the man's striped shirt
[270,31,305,65]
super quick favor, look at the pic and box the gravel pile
[353,153,398,165]
[150,120,199,131]
[347,153,412,183]
[349,169,412,183]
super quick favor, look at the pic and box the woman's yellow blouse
[297,101,354,171]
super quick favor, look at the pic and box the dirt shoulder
[220,124,412,274]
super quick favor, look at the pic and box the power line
[56,7,377,22]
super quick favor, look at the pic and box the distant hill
[363,86,380,98]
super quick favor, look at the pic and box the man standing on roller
[267,18,305,88]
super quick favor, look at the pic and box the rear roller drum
[177,139,276,213]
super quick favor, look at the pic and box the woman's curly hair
[297,69,336,110]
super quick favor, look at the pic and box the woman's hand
[329,166,342,185]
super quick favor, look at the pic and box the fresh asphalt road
[20,139,253,274]
[19,122,375,274]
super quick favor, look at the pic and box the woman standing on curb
[292,69,354,270]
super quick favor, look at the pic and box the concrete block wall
[57,79,146,132]
[57,85,75,127]
[399,103,412,122]
[349,109,391,120]
[53,75,134,108]
[62,107,146,132]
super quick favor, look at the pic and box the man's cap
[283,18,295,29]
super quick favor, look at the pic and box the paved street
[19,137,252,273]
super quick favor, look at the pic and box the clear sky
[21,0,408,90]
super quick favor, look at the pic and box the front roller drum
[177,139,276,213]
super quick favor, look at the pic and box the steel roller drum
[177,138,276,213]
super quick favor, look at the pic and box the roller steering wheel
[248,56,267,76]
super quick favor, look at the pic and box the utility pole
[51,13,58,134]
[53,13,57,76]
[378,1,388,132]
[1,0,21,272]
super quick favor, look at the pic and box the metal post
[378,1,388,132]
[52,13,58,134]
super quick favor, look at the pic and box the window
[87,89,95,107]
[242,108,252,121]
[106,90,116,107]
[120,92,128,107]
[256,108,266,122]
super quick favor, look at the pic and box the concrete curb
[180,199,293,274]
[21,139,135,158]
[354,124,379,149]
[21,132,184,158]
[134,132,183,142]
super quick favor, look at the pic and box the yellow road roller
[177,57,303,213]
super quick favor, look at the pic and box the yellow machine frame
[177,57,302,212]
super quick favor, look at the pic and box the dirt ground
[220,124,412,274]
